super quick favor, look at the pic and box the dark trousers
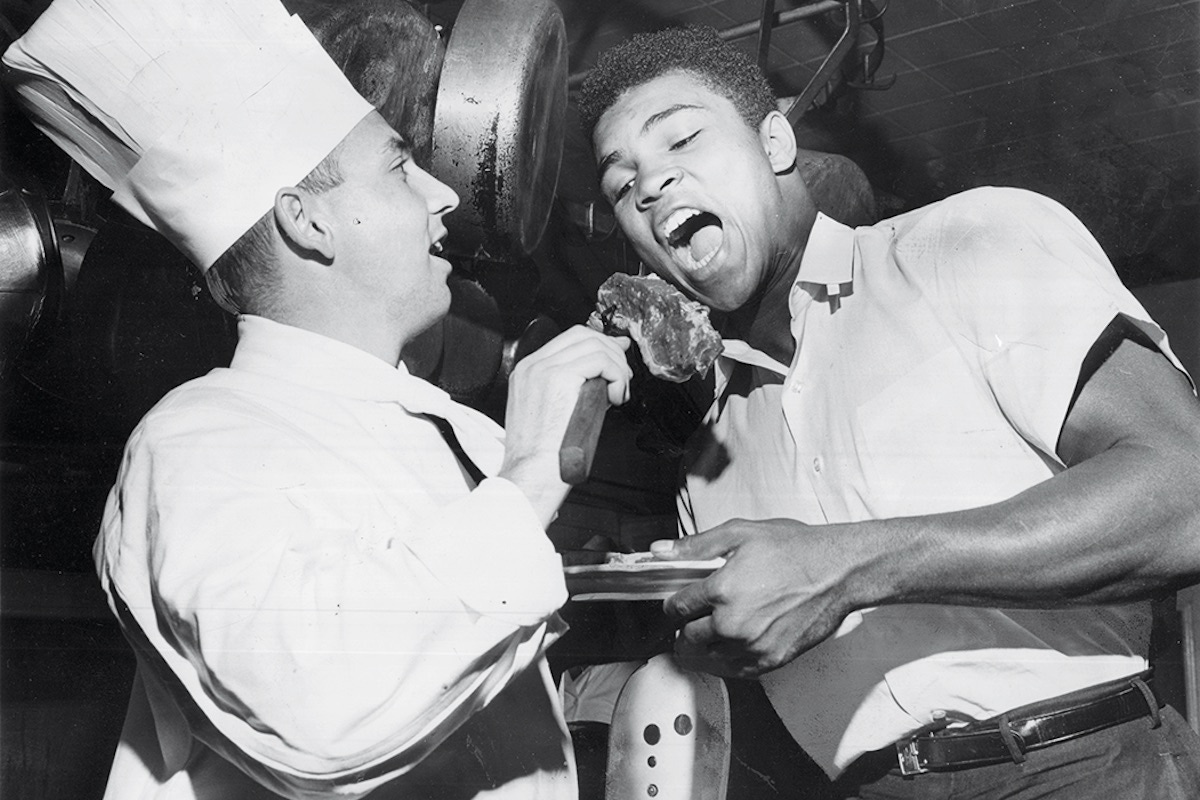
[833,706,1200,800]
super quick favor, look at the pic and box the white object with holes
[605,653,730,800]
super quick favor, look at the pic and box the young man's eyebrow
[640,103,702,135]
[596,103,703,185]
[596,150,623,185]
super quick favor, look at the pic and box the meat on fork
[587,273,724,383]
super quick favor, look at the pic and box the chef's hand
[650,518,863,678]
[499,325,631,525]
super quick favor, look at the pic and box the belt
[893,673,1163,776]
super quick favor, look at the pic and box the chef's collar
[230,315,457,413]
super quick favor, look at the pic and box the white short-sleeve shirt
[679,187,1190,776]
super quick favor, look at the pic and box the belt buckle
[896,738,928,776]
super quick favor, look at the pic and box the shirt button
[812,457,823,473]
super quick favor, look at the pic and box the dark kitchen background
[2,1,1197,796]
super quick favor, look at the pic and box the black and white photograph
[2,1,1198,798]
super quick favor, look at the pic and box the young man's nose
[636,166,683,210]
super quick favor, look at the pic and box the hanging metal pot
[0,172,63,381]
[431,0,568,262]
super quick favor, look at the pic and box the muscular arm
[878,318,1200,607]
[659,318,1200,676]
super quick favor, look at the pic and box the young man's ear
[759,109,798,175]
[274,187,336,262]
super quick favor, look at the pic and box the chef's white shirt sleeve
[95,399,567,796]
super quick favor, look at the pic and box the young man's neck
[723,196,817,366]
[724,267,799,365]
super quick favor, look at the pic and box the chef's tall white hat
[2,0,375,270]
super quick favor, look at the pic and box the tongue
[688,224,722,263]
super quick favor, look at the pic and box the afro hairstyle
[577,26,778,143]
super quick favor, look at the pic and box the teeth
[661,207,722,272]
[663,208,701,243]
[429,241,444,256]
[685,243,719,272]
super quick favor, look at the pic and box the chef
[2,0,630,798]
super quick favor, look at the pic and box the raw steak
[588,273,723,382]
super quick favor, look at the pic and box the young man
[579,26,1200,799]
[4,1,629,798]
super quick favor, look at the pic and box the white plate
[563,554,724,601]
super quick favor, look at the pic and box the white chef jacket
[94,315,577,800]
[679,187,1192,777]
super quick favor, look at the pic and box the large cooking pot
[299,0,444,166]
[303,0,568,261]
[431,0,568,261]
[0,172,63,381]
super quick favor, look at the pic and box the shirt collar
[229,315,457,414]
[718,339,791,375]
[797,211,856,294]
[715,212,859,381]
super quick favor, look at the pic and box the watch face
[605,654,731,800]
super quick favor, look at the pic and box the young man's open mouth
[663,206,724,273]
